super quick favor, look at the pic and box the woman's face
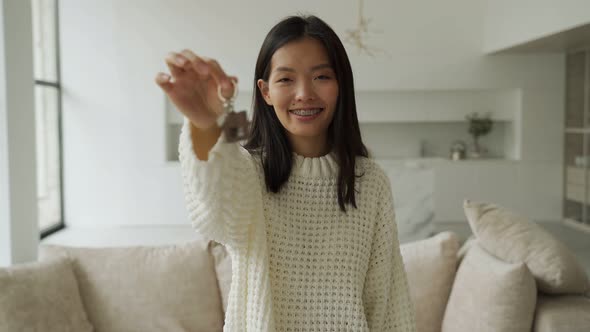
[257,37,339,148]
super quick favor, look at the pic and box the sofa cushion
[457,235,475,264]
[0,256,93,332]
[400,231,459,332]
[463,199,590,295]
[39,239,224,332]
[442,243,537,332]
[533,294,590,332]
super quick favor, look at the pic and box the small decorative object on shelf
[466,112,493,159]
[574,155,590,167]
[449,140,467,161]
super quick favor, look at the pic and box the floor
[434,221,590,277]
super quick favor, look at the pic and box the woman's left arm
[362,174,417,332]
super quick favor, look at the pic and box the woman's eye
[277,78,291,83]
[316,75,331,80]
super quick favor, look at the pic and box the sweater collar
[291,150,339,178]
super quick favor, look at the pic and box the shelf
[165,89,519,125]
[164,156,519,166]
[566,183,584,203]
[566,166,587,186]
[565,128,590,134]
[563,49,590,231]
[562,218,590,234]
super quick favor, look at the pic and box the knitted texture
[179,118,417,332]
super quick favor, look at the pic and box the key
[216,80,250,143]
[221,103,249,142]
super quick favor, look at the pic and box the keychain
[216,79,250,143]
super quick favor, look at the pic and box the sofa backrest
[38,238,224,332]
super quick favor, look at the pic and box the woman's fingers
[164,52,186,79]
[178,50,232,96]
[154,72,173,92]
[158,50,239,101]
[179,49,209,77]
[203,58,234,98]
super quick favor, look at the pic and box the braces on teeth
[291,109,323,116]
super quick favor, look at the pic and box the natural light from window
[31,0,62,233]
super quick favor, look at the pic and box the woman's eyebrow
[274,63,332,73]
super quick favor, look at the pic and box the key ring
[217,78,239,104]
[216,78,243,131]
[215,78,249,142]
[217,79,250,143]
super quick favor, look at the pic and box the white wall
[0,0,8,266]
[59,0,564,226]
[484,0,590,53]
[0,0,38,266]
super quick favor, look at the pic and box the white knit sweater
[179,117,417,332]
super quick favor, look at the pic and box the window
[31,0,64,238]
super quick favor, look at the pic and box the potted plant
[466,112,493,158]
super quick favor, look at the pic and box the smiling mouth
[288,108,324,116]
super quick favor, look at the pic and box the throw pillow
[39,239,224,332]
[457,235,475,265]
[442,243,537,332]
[463,199,590,294]
[0,256,93,332]
[400,231,460,332]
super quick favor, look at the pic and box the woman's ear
[257,79,273,106]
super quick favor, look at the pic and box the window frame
[36,0,65,239]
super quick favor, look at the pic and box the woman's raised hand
[155,50,237,129]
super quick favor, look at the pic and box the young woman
[155,15,416,332]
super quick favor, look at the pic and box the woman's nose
[295,81,316,101]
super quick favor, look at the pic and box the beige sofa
[1,200,590,331]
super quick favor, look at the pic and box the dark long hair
[243,15,369,213]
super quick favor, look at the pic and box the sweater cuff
[178,117,238,179]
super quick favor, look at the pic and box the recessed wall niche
[164,89,520,162]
